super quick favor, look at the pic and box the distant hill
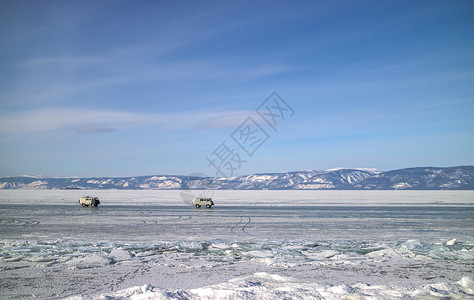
[1,166,473,190]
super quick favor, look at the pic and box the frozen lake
[0,190,473,299]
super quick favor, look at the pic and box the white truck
[193,197,214,208]
[79,196,100,207]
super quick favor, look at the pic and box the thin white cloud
[196,110,264,129]
[0,108,260,134]
[76,124,118,134]
[6,48,295,108]
[0,108,150,133]
[21,56,105,67]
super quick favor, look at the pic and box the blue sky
[0,0,473,177]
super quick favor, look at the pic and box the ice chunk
[400,239,423,250]
[458,276,474,294]
[252,272,292,282]
[246,250,274,258]
[365,248,399,259]
[66,255,112,269]
[303,249,339,260]
[108,249,133,262]
[446,238,456,246]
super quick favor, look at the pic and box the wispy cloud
[3,47,294,109]
[76,124,118,134]
[0,108,148,133]
[196,110,263,129]
[0,108,259,134]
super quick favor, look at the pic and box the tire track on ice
[0,218,40,226]
[241,216,251,235]
[231,216,251,236]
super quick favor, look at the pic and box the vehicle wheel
[82,204,85,207]
[206,204,211,208]
[195,204,201,208]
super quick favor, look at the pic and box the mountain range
[1,166,473,190]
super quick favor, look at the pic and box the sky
[0,0,473,178]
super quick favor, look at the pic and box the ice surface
[0,190,473,299]
[1,189,474,206]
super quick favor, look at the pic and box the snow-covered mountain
[0,166,472,190]
[353,166,474,190]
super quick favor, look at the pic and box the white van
[79,196,100,207]
[193,197,214,208]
